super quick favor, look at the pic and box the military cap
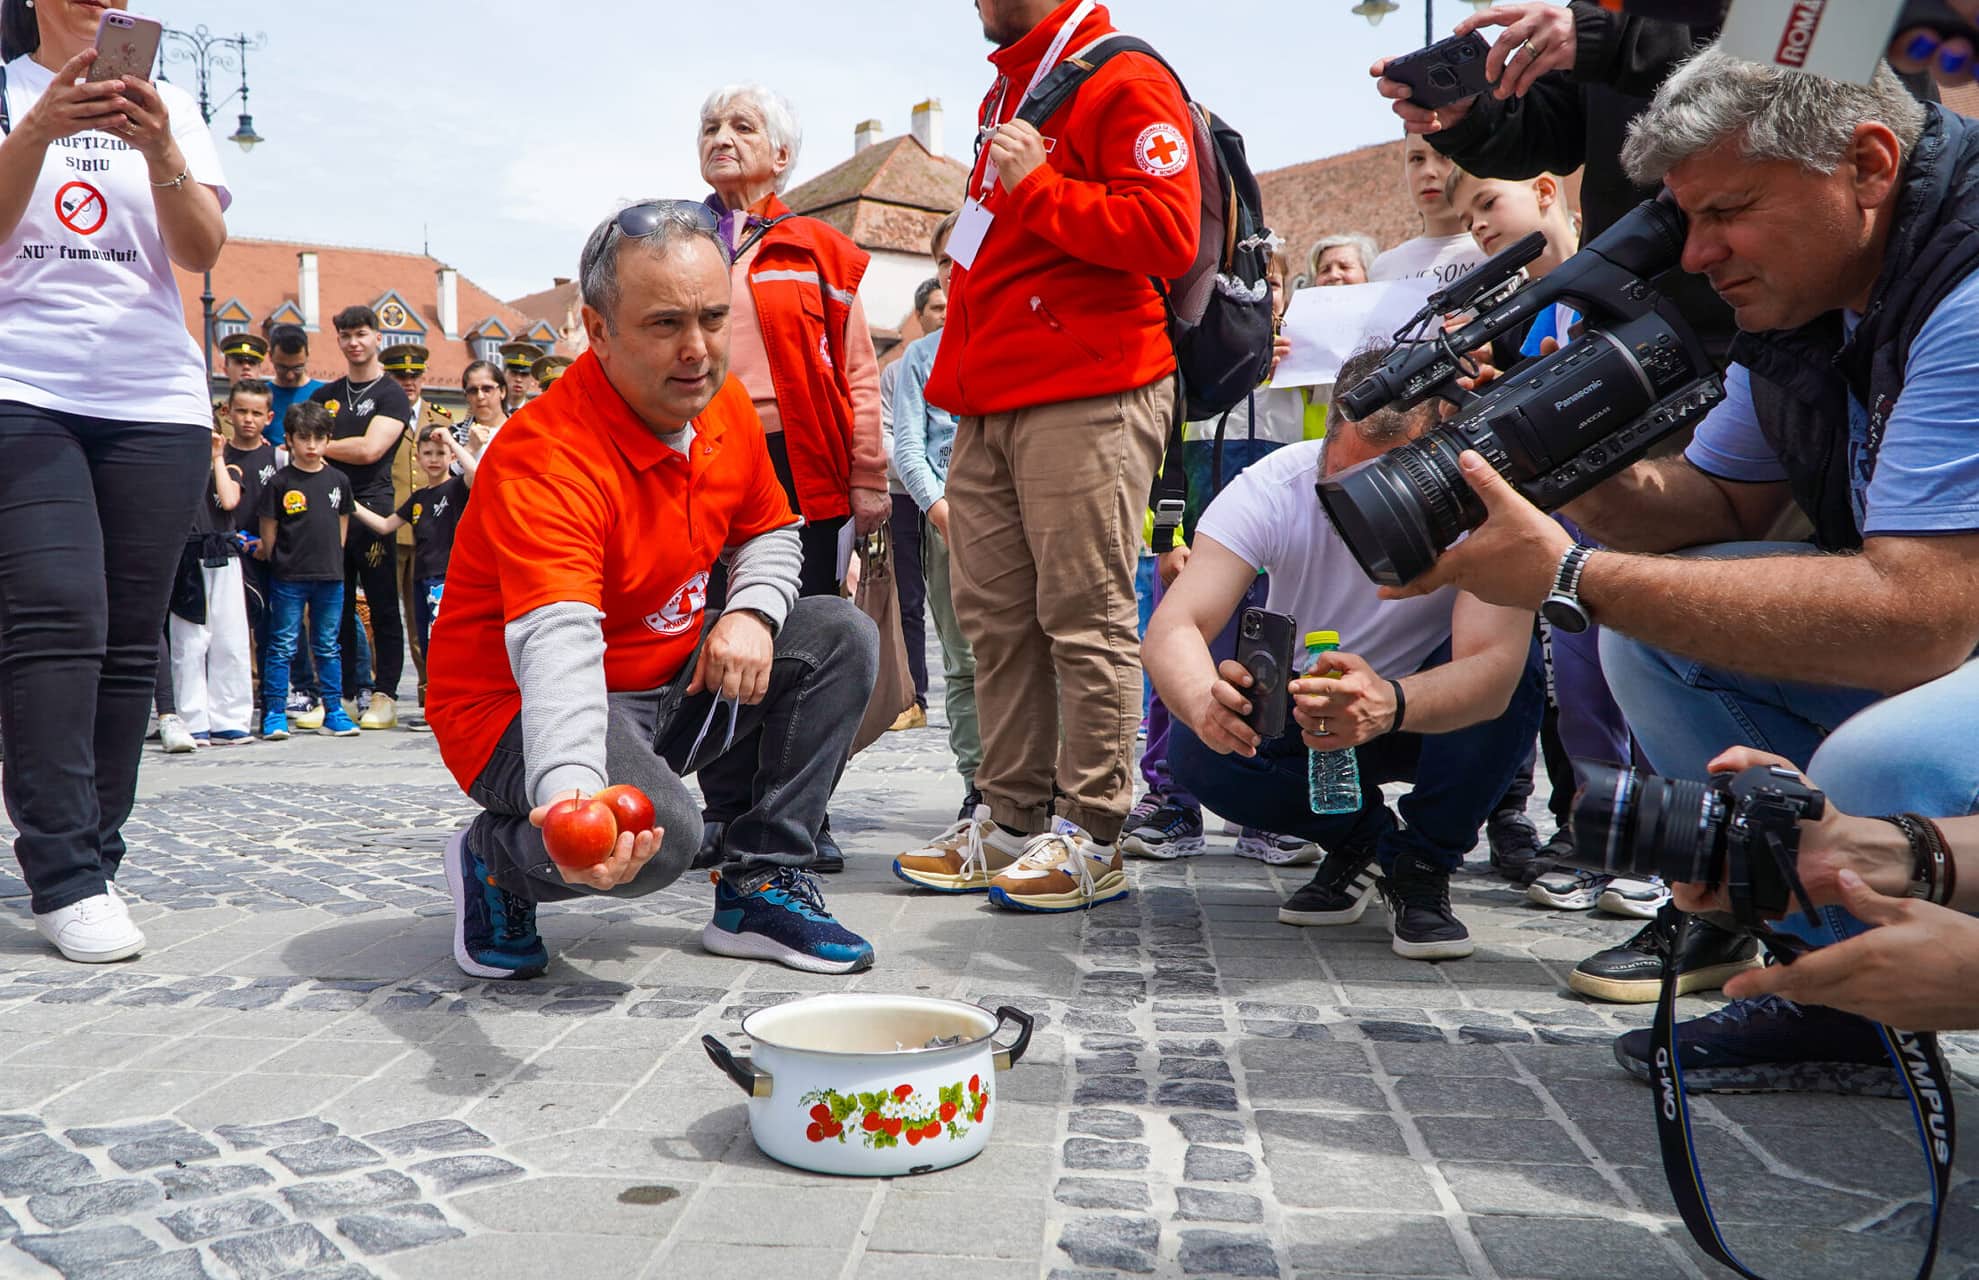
[500,341,540,372]
[380,343,431,375]
[221,332,270,362]
[530,354,572,388]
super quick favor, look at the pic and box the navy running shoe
[444,829,548,980]
[1613,994,1903,1097]
[703,868,875,974]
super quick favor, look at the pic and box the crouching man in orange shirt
[426,203,879,980]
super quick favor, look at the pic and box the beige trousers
[947,378,1173,842]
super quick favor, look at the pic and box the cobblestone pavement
[0,690,1974,1279]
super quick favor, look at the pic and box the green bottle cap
[1305,630,1340,650]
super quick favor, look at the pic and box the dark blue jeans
[0,403,209,913]
[414,576,444,662]
[1170,635,1546,872]
[264,578,345,713]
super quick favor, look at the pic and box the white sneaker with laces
[987,821,1129,913]
[35,892,144,963]
[158,713,196,754]
[1234,829,1321,866]
[1527,867,1611,911]
[892,807,1025,893]
[1597,877,1671,919]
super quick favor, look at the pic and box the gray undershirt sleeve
[505,600,609,808]
[723,525,802,628]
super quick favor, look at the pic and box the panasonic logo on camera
[1554,379,1605,413]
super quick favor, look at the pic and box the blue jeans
[1599,540,1979,945]
[414,576,444,663]
[264,579,345,714]
[1170,635,1546,872]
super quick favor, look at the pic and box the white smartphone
[90,11,163,82]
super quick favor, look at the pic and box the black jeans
[340,511,403,700]
[0,403,209,913]
[466,597,879,903]
[1171,636,1547,873]
[889,492,929,707]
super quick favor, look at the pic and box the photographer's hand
[1370,57,1477,135]
[1378,450,1571,606]
[1455,3,1579,99]
[1191,660,1264,759]
[1291,650,1397,750]
[1722,871,1979,1032]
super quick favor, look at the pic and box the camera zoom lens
[1569,764,1727,885]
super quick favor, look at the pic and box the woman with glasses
[459,359,509,457]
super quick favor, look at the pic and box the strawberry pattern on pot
[800,1074,991,1147]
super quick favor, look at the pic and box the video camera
[1316,195,1724,587]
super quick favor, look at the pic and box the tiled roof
[786,135,967,255]
[173,238,577,387]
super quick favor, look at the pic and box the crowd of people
[2,0,1978,1154]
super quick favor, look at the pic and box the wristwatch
[735,607,779,637]
[1540,544,1595,634]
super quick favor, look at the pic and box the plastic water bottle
[1306,630,1362,815]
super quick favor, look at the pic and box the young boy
[166,387,262,746]
[1370,134,1488,287]
[347,426,477,680]
[256,402,361,740]
[222,381,281,686]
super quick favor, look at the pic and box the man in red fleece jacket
[895,0,1199,913]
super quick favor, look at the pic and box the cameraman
[1145,349,1544,963]
[1389,49,1979,1094]
[1671,748,1979,1033]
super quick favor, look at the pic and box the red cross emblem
[1135,123,1190,177]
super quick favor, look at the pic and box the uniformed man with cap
[529,353,571,392]
[381,343,456,724]
[499,341,540,413]
[221,332,269,382]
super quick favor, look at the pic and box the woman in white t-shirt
[0,0,229,966]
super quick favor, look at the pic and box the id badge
[948,198,996,272]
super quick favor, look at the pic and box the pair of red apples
[542,786,657,868]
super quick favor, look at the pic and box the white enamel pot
[703,994,1035,1177]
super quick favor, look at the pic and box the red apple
[595,784,657,835]
[542,797,618,868]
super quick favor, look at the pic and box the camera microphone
[1430,231,1546,315]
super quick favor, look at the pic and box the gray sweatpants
[465,597,879,904]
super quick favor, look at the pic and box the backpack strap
[1015,35,1188,131]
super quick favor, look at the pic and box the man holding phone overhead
[1143,348,1544,963]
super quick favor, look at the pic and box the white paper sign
[1269,279,1438,390]
[1719,0,1908,85]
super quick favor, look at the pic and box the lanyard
[970,0,1095,199]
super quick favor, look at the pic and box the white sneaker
[1597,877,1671,919]
[1234,829,1321,866]
[157,714,196,754]
[35,892,144,963]
[987,821,1129,913]
[892,808,1025,893]
[1526,867,1611,911]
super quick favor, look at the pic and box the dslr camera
[1316,195,1725,587]
[1566,763,1826,927]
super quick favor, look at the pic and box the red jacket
[926,0,1201,417]
[750,198,875,520]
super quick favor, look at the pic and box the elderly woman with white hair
[1308,233,1379,288]
[697,83,887,875]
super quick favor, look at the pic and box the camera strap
[1651,914,1957,1280]
[1,65,11,136]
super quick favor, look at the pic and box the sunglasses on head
[615,201,730,258]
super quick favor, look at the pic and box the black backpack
[1017,36,1276,423]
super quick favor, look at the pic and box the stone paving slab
[0,675,1974,1279]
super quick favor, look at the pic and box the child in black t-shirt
[255,402,360,740]
[222,380,281,692]
[348,427,478,666]
[166,398,257,746]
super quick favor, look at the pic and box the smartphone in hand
[1384,31,1495,110]
[90,11,163,83]
[1235,609,1299,739]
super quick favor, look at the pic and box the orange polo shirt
[426,351,797,792]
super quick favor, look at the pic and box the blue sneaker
[1613,995,1902,1097]
[261,712,290,741]
[703,869,875,974]
[209,729,252,747]
[319,706,361,737]
[443,829,548,980]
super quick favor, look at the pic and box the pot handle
[991,1005,1035,1071]
[702,1034,774,1098]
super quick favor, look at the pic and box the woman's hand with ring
[12,49,128,148]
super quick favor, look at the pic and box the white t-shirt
[1195,440,1457,678]
[0,55,230,427]
[1370,233,1487,290]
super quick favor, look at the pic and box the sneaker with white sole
[35,892,144,964]
[704,869,875,974]
[293,700,325,731]
[157,713,196,754]
[1597,876,1670,919]
[988,823,1128,913]
[1234,828,1321,866]
[892,807,1025,893]
[443,829,548,980]
[1381,852,1475,961]
[360,692,398,730]
[1527,867,1611,911]
[1279,845,1381,925]
[1119,801,1206,860]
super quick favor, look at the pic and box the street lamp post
[159,26,267,384]
[1353,0,1497,45]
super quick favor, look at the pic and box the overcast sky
[148,0,1525,300]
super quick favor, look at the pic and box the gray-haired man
[1387,49,1979,1096]
[427,203,880,981]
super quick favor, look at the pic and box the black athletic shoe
[957,788,985,823]
[693,820,726,871]
[813,818,846,874]
[1278,844,1381,926]
[1613,995,1904,1097]
[1568,909,1763,1003]
[1485,809,1543,882]
[1380,852,1475,960]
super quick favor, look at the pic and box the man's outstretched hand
[529,790,664,890]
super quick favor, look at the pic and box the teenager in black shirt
[311,305,413,730]
[255,404,360,740]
